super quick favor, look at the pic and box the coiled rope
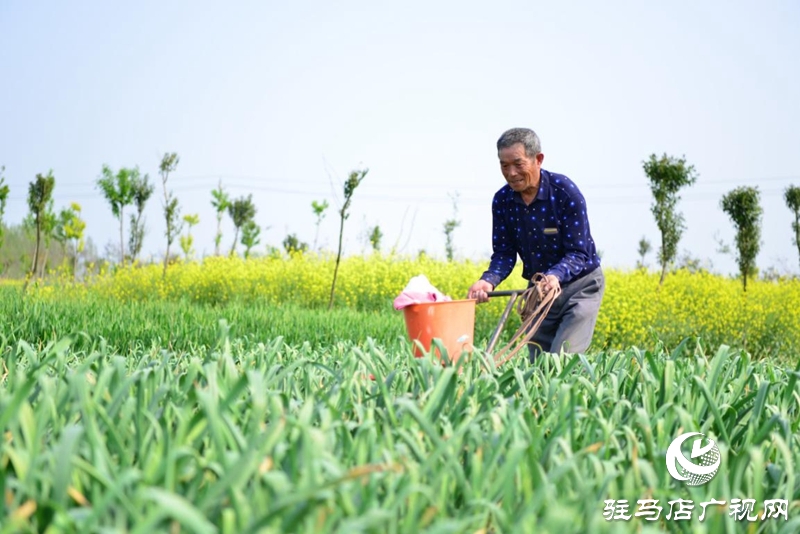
[490,273,562,367]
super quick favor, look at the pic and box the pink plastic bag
[393,275,452,310]
[393,290,452,310]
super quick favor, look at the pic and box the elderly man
[467,127,605,361]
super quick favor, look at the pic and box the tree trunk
[795,212,800,272]
[163,217,174,278]
[215,214,222,256]
[73,241,78,281]
[32,223,41,278]
[230,226,240,256]
[119,207,125,266]
[658,233,667,286]
[39,248,49,278]
[162,180,169,277]
[328,213,346,309]
[163,240,170,278]
[130,212,141,262]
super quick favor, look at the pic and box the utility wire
[5,188,795,206]
[30,173,800,190]
[6,174,799,205]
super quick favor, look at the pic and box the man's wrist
[543,269,562,283]
[480,273,500,289]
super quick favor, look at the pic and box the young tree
[443,191,461,261]
[128,171,155,263]
[643,153,698,285]
[227,194,256,256]
[96,165,137,265]
[0,166,9,253]
[160,152,182,275]
[26,171,56,279]
[721,186,762,291]
[369,225,382,253]
[38,207,59,278]
[52,206,72,265]
[311,199,329,252]
[179,213,200,261]
[637,236,651,269]
[329,168,367,309]
[211,180,230,256]
[784,185,800,271]
[241,220,261,258]
[283,232,308,255]
[60,202,86,279]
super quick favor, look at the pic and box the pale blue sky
[2,0,799,279]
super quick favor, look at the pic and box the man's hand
[468,279,494,303]
[539,274,560,294]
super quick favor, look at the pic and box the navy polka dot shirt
[480,169,601,288]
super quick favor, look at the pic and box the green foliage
[282,232,307,255]
[311,199,329,251]
[721,186,763,291]
[96,164,140,265]
[180,213,200,260]
[0,222,75,278]
[211,180,231,256]
[160,152,182,275]
[240,220,261,258]
[57,202,86,279]
[672,249,714,275]
[26,170,56,279]
[642,154,698,285]
[369,225,382,252]
[0,165,9,252]
[636,235,651,269]
[13,257,800,361]
[785,185,800,271]
[95,165,134,220]
[329,168,368,309]
[443,219,460,260]
[443,192,461,262]
[227,194,257,256]
[0,288,798,532]
[128,171,155,262]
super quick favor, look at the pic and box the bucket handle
[486,290,523,297]
[463,289,525,299]
[462,288,525,354]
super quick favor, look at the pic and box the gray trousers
[527,266,605,362]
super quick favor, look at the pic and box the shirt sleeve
[480,195,517,288]
[544,186,593,284]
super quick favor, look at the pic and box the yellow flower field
[29,253,800,359]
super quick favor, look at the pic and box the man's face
[499,143,543,194]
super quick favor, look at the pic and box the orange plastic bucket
[402,299,476,364]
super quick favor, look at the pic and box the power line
[5,186,794,206]
[16,172,800,191]
[5,172,799,206]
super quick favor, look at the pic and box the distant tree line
[1,152,799,295]
[638,153,800,290]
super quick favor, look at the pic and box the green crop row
[23,254,800,361]
[1,325,799,532]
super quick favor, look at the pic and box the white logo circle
[665,432,721,486]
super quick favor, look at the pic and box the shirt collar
[536,169,551,201]
[510,169,550,204]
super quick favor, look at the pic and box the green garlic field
[1,257,799,533]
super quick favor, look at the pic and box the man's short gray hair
[497,127,541,159]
